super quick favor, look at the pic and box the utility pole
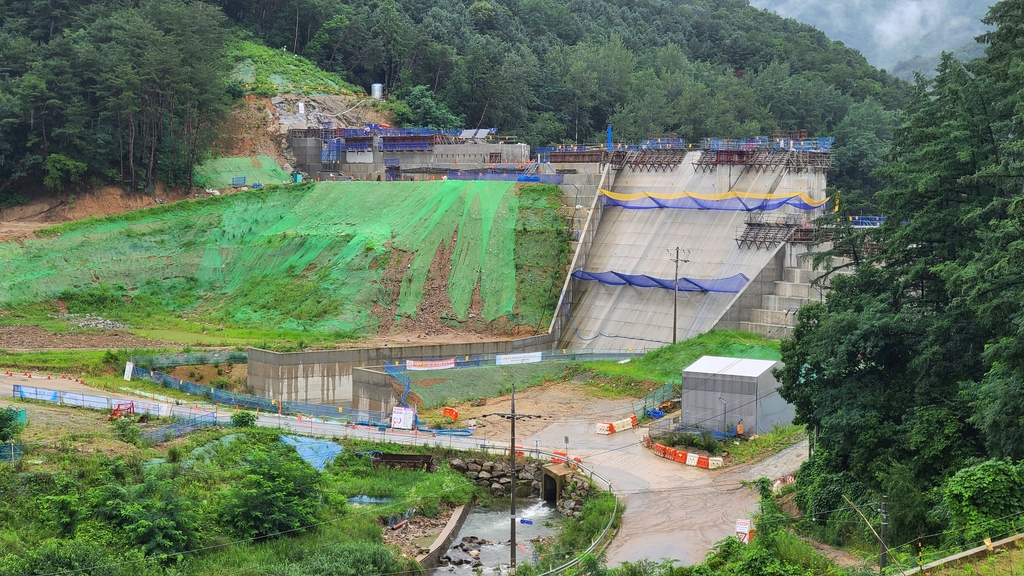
[666,248,690,344]
[487,384,543,575]
[880,496,889,572]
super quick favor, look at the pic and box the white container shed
[680,356,794,435]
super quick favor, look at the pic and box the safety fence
[13,385,171,417]
[131,351,247,369]
[142,413,218,444]
[131,366,389,424]
[631,382,677,417]
[0,443,23,463]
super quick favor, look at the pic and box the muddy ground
[0,324,175,351]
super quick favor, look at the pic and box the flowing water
[434,500,560,575]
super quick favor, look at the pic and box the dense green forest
[778,0,1024,558]
[1,0,909,209]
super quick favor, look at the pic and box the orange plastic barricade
[654,444,667,457]
[642,434,652,448]
[674,450,688,464]
[551,450,567,464]
[515,445,525,456]
[697,456,710,469]
[630,414,639,427]
[443,407,459,421]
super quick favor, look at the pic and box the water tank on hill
[371,83,383,100]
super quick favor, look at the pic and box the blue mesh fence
[131,366,388,423]
[142,413,217,444]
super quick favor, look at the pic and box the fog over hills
[748,0,993,74]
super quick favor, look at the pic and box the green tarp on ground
[0,181,532,334]
[193,156,291,189]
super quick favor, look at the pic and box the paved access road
[0,372,807,567]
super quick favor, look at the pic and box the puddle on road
[434,500,559,575]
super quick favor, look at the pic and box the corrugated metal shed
[680,355,793,435]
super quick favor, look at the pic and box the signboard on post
[391,406,416,430]
[736,519,755,543]
[123,362,134,381]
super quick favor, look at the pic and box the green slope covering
[0,181,556,336]
[193,156,291,189]
[227,39,363,96]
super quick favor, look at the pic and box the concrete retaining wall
[249,339,555,406]
[351,367,401,413]
[416,504,472,571]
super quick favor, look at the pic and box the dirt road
[524,415,809,566]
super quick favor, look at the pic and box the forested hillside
[779,0,1024,557]
[1,0,908,209]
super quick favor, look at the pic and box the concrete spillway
[559,152,826,351]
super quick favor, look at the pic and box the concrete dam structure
[557,144,830,350]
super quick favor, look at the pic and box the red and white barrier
[595,413,639,435]
[647,442,728,471]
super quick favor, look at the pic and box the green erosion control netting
[193,156,291,189]
[404,362,570,408]
[0,181,535,334]
[514,185,571,329]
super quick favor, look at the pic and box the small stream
[434,500,560,575]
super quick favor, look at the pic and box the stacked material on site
[595,413,638,435]
[571,271,748,293]
[598,189,827,211]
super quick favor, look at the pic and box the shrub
[111,417,141,446]
[219,449,320,539]
[0,407,25,444]
[167,444,185,463]
[231,411,258,428]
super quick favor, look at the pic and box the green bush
[111,417,141,446]
[942,459,1024,545]
[231,411,258,428]
[0,407,25,444]
[219,449,320,539]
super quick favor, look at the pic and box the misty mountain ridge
[749,0,993,74]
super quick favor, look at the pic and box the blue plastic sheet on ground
[348,495,392,504]
[281,435,343,471]
[571,270,748,293]
[646,409,665,419]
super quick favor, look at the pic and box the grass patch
[578,330,781,383]
[727,424,806,465]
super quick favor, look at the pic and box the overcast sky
[748,0,994,69]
